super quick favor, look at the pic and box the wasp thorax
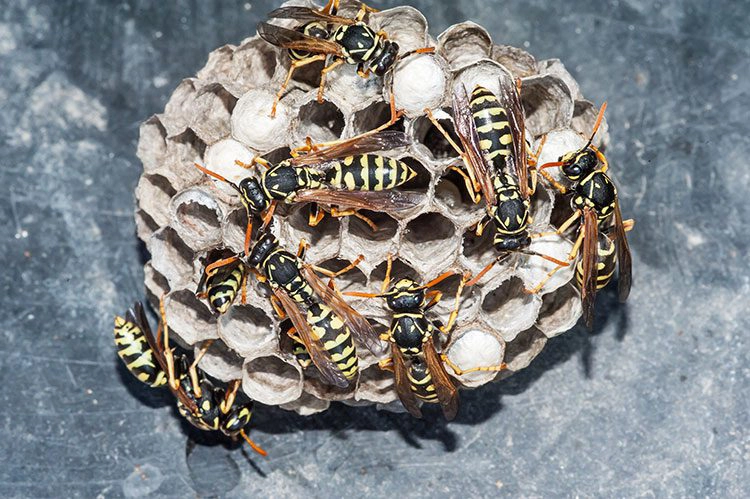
[247,233,278,267]
[335,23,379,64]
[238,177,269,215]
[372,40,399,76]
[386,278,424,312]
[561,148,598,180]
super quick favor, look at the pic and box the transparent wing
[267,6,358,25]
[290,131,410,167]
[423,337,459,421]
[613,200,632,302]
[258,22,343,56]
[452,84,497,207]
[496,72,530,198]
[581,208,599,330]
[273,289,350,388]
[294,188,422,214]
[302,266,386,356]
[392,343,422,418]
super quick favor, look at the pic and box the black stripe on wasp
[258,0,434,117]
[113,300,266,456]
[525,102,633,329]
[203,231,385,388]
[345,256,507,420]
[196,248,248,316]
[424,73,569,286]
[194,129,420,256]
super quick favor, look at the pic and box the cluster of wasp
[115,0,632,457]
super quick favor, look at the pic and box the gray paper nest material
[134,0,606,415]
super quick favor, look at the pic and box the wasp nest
[135,1,608,415]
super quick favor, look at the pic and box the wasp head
[247,233,278,268]
[238,177,269,215]
[560,148,598,181]
[372,40,399,76]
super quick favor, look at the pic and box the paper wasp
[204,231,383,388]
[194,130,419,255]
[114,301,266,456]
[426,76,568,286]
[527,102,633,328]
[346,256,505,420]
[196,249,247,315]
[259,1,432,117]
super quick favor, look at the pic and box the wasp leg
[355,2,379,21]
[307,203,326,227]
[244,218,254,256]
[321,0,340,15]
[524,226,585,295]
[220,379,241,414]
[317,58,345,103]
[260,202,276,232]
[270,295,287,320]
[442,355,507,376]
[530,209,581,240]
[378,357,394,372]
[448,165,482,204]
[236,156,271,170]
[296,238,309,259]
[189,340,214,399]
[357,64,372,79]
[328,207,378,232]
[240,270,248,305]
[159,295,179,391]
[474,214,491,237]
[272,54,327,117]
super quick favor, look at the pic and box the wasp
[195,130,419,255]
[113,301,266,456]
[527,102,633,328]
[205,232,384,388]
[259,1,431,117]
[426,75,568,286]
[346,256,506,420]
[196,249,247,315]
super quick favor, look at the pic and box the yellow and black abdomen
[407,358,438,403]
[207,264,244,315]
[114,316,167,388]
[306,302,358,380]
[576,231,617,290]
[470,86,513,172]
[288,22,329,61]
[326,154,416,191]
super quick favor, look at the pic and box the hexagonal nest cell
[133,0,608,416]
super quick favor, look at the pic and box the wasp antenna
[584,101,607,149]
[240,430,268,457]
[194,163,240,191]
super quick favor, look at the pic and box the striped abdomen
[470,86,513,172]
[407,359,438,403]
[207,264,244,315]
[576,232,617,290]
[114,316,166,388]
[288,22,329,61]
[306,302,358,380]
[326,154,416,191]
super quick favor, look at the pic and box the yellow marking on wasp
[471,94,498,105]
[479,139,493,150]
[344,156,355,166]
[476,121,509,134]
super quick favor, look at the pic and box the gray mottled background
[1,0,748,497]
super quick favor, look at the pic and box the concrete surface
[0,0,747,497]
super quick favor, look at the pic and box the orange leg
[272,55,327,117]
[317,58,345,103]
[442,355,507,376]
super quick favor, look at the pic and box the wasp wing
[581,208,599,330]
[273,288,350,388]
[258,22,343,56]
[613,200,632,303]
[294,188,422,214]
[301,266,386,356]
[392,343,423,419]
[496,73,530,199]
[423,336,459,421]
[267,6,358,25]
[290,131,410,167]
[451,84,497,207]
[129,302,200,414]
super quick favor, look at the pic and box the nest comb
[135,0,610,415]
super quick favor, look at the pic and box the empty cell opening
[427,272,475,325]
[169,128,207,159]
[435,169,478,216]
[298,100,345,144]
[404,212,455,246]
[397,156,432,193]
[370,258,419,290]
[221,304,274,342]
[135,209,159,240]
[175,200,221,238]
[198,83,238,115]
[481,277,535,324]
[351,100,405,135]
[144,264,170,306]
[348,210,398,242]
[548,193,577,234]
[145,173,177,199]
[462,224,495,263]
[313,257,368,293]
[223,208,250,252]
[503,326,547,370]
[259,146,291,166]
[235,39,277,82]
[243,355,302,405]
[195,338,244,381]
[151,227,195,282]
[165,289,217,345]
[411,111,460,160]
[536,284,580,335]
